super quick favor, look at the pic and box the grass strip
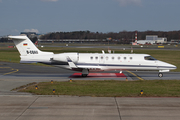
[19,80,180,97]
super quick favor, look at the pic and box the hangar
[137,35,167,45]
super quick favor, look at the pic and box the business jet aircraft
[8,35,176,77]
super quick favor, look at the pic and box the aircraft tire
[82,74,88,77]
[158,73,163,77]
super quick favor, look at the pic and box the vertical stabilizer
[8,35,53,56]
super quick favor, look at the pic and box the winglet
[66,56,77,68]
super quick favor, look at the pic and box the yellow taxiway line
[126,70,144,81]
[3,68,19,75]
[0,67,19,75]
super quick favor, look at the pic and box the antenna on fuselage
[131,47,133,53]
[102,50,105,54]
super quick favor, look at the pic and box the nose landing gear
[158,72,163,78]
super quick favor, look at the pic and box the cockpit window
[144,56,157,60]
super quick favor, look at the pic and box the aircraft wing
[66,56,102,71]
[66,56,77,68]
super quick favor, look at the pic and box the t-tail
[8,35,54,64]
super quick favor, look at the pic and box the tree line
[40,30,180,41]
[1,30,180,43]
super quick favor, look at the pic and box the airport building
[137,35,167,45]
[170,39,180,44]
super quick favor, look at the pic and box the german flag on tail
[23,43,28,46]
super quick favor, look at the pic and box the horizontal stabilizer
[8,35,26,40]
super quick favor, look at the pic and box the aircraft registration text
[26,50,38,54]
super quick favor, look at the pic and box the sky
[0,0,180,36]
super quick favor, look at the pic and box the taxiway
[0,62,179,92]
[0,62,180,120]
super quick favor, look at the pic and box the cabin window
[101,56,103,59]
[90,57,93,60]
[130,57,132,60]
[118,57,120,60]
[144,56,157,61]
[106,56,108,60]
[112,57,114,60]
[95,57,98,60]
[124,57,126,60]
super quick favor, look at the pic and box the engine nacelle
[53,53,78,62]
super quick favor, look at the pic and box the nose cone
[165,62,177,70]
[170,64,177,70]
[167,64,177,70]
[158,61,177,70]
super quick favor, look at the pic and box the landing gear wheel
[158,73,163,78]
[82,69,89,77]
[82,74,88,77]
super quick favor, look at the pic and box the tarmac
[0,62,180,120]
[0,95,180,120]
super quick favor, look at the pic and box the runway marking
[69,73,126,78]
[0,67,11,68]
[0,67,19,75]
[3,68,19,75]
[126,70,144,81]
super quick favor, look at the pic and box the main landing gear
[82,69,89,77]
[158,72,163,78]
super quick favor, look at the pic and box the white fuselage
[52,53,176,72]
